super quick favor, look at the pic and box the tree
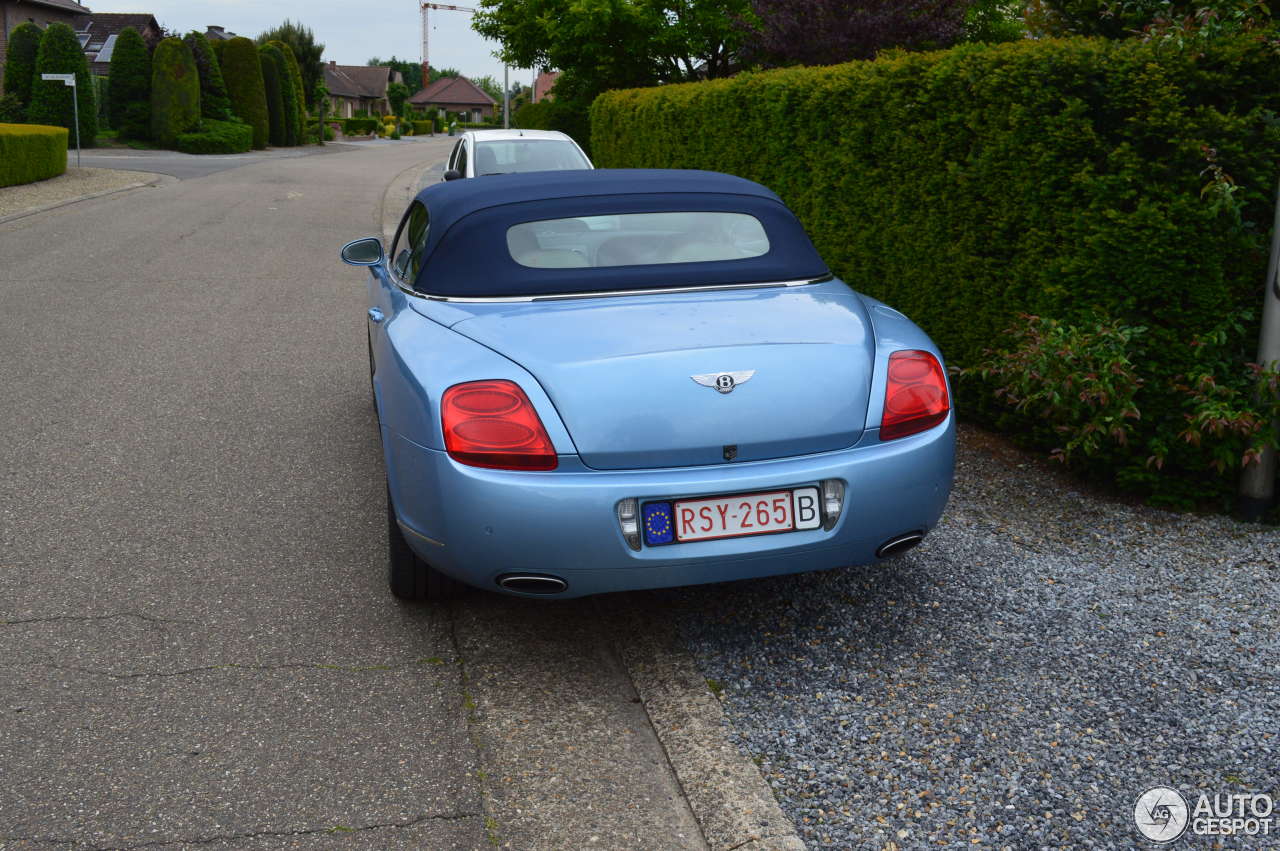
[220,37,269,149]
[1023,0,1277,37]
[742,0,968,66]
[268,40,307,142]
[3,22,42,114]
[258,45,287,146]
[471,74,503,103]
[474,0,751,100]
[387,81,409,118]
[256,20,324,109]
[150,37,200,146]
[964,0,1027,41]
[183,31,233,121]
[314,81,329,145]
[367,56,423,92]
[27,23,97,147]
[108,28,152,139]
[428,66,462,84]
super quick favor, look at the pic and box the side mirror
[443,168,463,181]
[340,237,384,266]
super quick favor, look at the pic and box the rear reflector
[442,380,558,470]
[880,350,949,441]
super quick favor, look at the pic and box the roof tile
[409,76,496,107]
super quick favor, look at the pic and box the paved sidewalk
[0,167,162,221]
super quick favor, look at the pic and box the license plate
[669,487,822,543]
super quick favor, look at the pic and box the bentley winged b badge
[691,370,756,394]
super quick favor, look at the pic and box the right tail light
[880,350,949,440]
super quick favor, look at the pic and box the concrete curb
[609,602,807,851]
[0,173,171,226]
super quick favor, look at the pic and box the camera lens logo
[1135,787,1189,843]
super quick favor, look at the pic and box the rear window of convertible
[505,212,771,269]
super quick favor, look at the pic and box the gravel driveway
[666,424,1278,849]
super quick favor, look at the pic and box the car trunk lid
[432,283,875,470]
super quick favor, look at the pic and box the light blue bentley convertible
[340,170,954,600]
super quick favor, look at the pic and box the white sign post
[40,73,80,167]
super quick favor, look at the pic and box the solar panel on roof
[97,34,117,63]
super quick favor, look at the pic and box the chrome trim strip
[402,274,833,303]
[398,521,445,548]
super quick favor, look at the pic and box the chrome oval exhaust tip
[876,532,924,559]
[496,574,568,595]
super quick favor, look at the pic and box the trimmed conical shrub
[108,27,151,140]
[3,22,42,111]
[267,41,305,147]
[258,45,286,146]
[27,22,97,147]
[219,37,268,149]
[149,37,200,146]
[184,30,232,121]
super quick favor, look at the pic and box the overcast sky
[102,0,532,90]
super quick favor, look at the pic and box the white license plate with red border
[673,487,822,542]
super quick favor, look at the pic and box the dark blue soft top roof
[407,169,829,297]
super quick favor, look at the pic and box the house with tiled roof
[0,0,90,95]
[76,12,160,75]
[324,61,402,118]
[409,75,495,123]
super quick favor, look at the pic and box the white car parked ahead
[443,129,593,181]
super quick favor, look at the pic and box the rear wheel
[386,486,463,601]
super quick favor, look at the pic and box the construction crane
[420,2,510,128]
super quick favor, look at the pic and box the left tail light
[880,350,950,441]
[441,380,558,470]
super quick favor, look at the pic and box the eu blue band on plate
[642,502,674,546]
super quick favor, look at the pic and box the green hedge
[184,30,232,121]
[150,37,200,147]
[175,118,252,154]
[258,46,286,146]
[0,123,67,187]
[515,100,589,154]
[108,27,150,139]
[220,37,268,149]
[410,120,434,135]
[267,40,305,146]
[342,117,379,136]
[27,22,97,147]
[591,37,1280,507]
[3,22,42,110]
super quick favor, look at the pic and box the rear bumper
[386,416,955,598]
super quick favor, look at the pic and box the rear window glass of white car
[475,140,590,176]
[505,212,770,269]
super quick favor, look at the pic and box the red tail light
[880,350,950,441]
[441,380,558,470]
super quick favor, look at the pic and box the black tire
[386,486,463,601]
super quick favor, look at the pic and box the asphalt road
[0,140,705,849]
[73,143,358,180]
